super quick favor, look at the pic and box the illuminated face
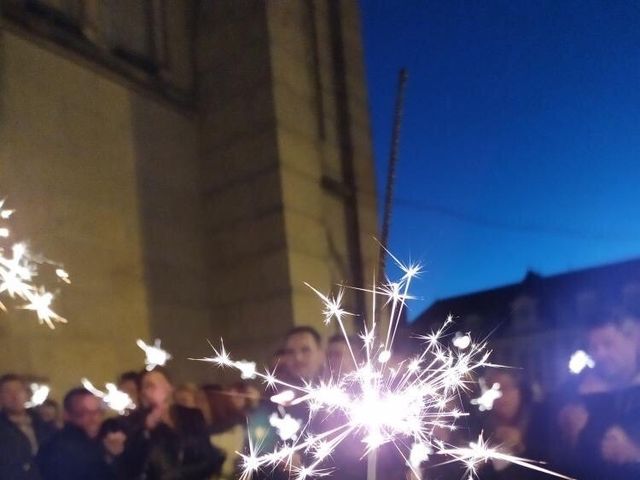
[67,394,104,439]
[0,379,28,415]
[141,371,174,408]
[490,373,521,422]
[588,324,638,383]
[284,332,324,381]
[326,340,353,374]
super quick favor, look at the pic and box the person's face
[118,379,139,406]
[588,324,638,382]
[66,395,104,439]
[0,380,28,415]
[141,371,174,408]
[285,332,324,380]
[326,340,352,374]
[491,373,522,422]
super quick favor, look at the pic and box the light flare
[568,350,595,374]
[81,378,135,414]
[25,383,50,408]
[137,338,172,371]
[471,378,502,412]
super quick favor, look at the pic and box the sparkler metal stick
[378,68,409,280]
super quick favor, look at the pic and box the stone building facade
[0,0,378,393]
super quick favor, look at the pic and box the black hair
[285,326,322,346]
[118,370,141,388]
[139,366,173,385]
[63,388,94,413]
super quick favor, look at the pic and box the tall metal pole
[378,68,408,281]
[368,68,409,480]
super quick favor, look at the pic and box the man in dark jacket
[37,387,125,480]
[0,373,55,480]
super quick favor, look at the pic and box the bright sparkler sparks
[568,349,595,375]
[0,199,69,328]
[137,338,172,371]
[471,378,502,412]
[440,434,573,480]
[198,254,571,480]
[269,411,302,441]
[81,378,135,414]
[25,383,50,408]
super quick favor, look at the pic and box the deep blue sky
[360,0,640,319]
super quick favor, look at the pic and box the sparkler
[269,411,302,441]
[0,199,69,328]
[471,378,502,412]
[568,349,595,375]
[25,383,50,408]
[81,378,136,414]
[137,338,172,370]
[197,252,571,480]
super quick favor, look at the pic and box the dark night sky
[360,0,640,319]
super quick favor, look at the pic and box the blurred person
[326,334,359,376]
[474,370,547,479]
[175,382,199,408]
[120,367,224,479]
[205,383,257,479]
[176,383,213,426]
[117,371,141,408]
[37,387,124,480]
[283,326,325,383]
[248,327,325,480]
[35,399,62,430]
[556,309,640,479]
[270,347,289,373]
[0,374,55,479]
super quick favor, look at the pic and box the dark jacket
[0,410,55,480]
[121,405,224,480]
[36,423,117,480]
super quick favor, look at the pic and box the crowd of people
[1,310,640,479]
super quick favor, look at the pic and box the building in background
[0,0,378,392]
[411,258,640,391]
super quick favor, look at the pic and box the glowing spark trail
[81,378,135,414]
[568,349,595,375]
[197,254,571,480]
[471,378,502,412]
[0,198,69,328]
[452,332,472,350]
[269,412,302,441]
[25,383,50,408]
[137,339,172,371]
